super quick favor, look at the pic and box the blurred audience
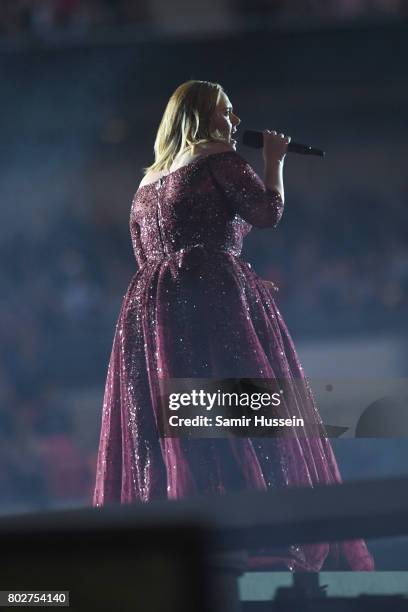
[0,0,406,40]
[0,5,406,512]
[1,155,407,513]
[1,177,407,511]
[0,0,150,39]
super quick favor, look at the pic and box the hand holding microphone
[261,130,292,200]
[241,128,324,203]
[262,130,291,164]
[242,129,325,158]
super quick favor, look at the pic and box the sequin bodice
[130,151,284,267]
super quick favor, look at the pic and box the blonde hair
[143,80,227,175]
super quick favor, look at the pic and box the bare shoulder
[138,170,164,189]
[138,142,235,188]
[198,141,235,156]
[173,141,235,166]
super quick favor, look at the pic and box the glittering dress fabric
[93,150,374,571]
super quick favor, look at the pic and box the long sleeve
[207,151,284,229]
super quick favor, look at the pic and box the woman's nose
[234,115,241,126]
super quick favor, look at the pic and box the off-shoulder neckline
[137,150,238,191]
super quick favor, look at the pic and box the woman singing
[93,79,374,571]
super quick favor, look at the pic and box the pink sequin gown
[93,150,374,571]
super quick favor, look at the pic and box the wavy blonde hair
[143,80,227,175]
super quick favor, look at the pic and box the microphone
[242,129,325,158]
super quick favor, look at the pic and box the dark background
[0,2,407,568]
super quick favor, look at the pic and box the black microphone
[242,129,325,158]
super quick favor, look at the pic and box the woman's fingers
[262,129,291,161]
